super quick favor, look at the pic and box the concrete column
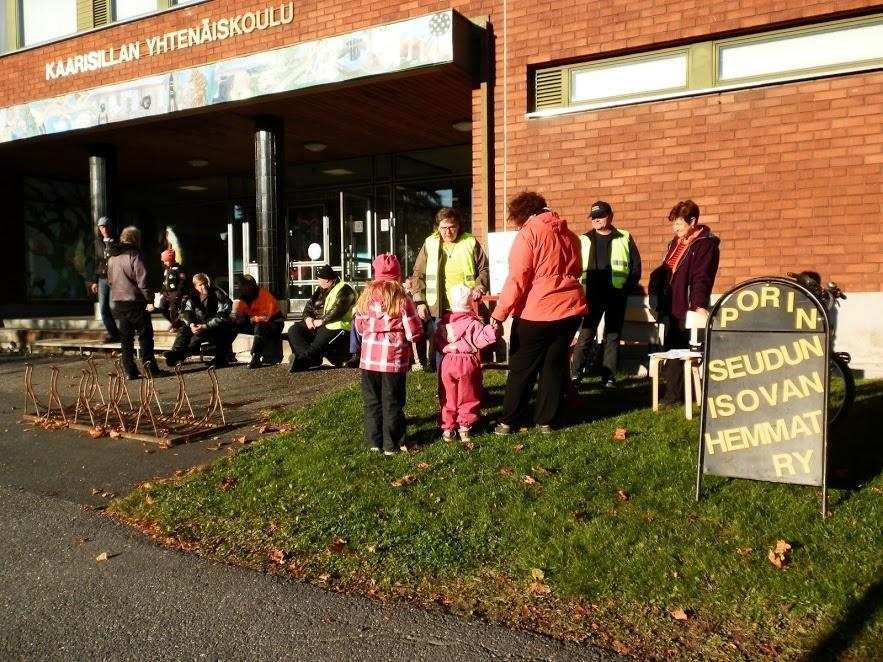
[254,116,286,298]
[88,144,116,228]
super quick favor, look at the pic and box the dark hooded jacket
[107,243,152,304]
[654,225,720,321]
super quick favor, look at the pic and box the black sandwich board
[696,277,831,516]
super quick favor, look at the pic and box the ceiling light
[179,184,208,191]
[303,142,327,152]
[451,120,472,132]
[322,168,353,176]
[187,158,209,167]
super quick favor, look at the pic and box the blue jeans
[98,278,120,340]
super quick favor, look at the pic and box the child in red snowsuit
[433,284,499,442]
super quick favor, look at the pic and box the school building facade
[1,0,882,376]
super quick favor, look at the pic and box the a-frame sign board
[696,277,831,517]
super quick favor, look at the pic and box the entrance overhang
[0,10,481,182]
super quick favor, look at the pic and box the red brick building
[1,0,881,375]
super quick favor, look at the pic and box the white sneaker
[458,426,472,442]
[442,429,456,441]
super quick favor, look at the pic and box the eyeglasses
[438,225,458,233]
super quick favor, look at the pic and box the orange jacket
[492,210,588,322]
[235,287,281,323]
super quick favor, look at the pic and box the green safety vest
[324,280,354,331]
[424,232,478,307]
[579,230,632,290]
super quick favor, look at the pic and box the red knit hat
[161,248,175,263]
[372,253,401,282]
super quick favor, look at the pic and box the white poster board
[487,231,518,295]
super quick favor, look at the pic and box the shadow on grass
[827,380,883,490]
[807,571,883,661]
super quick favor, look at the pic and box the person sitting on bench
[287,264,356,372]
[234,274,284,369]
[164,273,235,368]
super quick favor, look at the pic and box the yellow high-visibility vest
[579,230,632,290]
[324,280,354,330]
[424,233,478,307]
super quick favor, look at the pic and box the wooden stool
[648,350,703,420]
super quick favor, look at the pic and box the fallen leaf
[532,466,550,475]
[88,427,105,439]
[327,538,348,554]
[571,511,586,523]
[269,549,286,564]
[206,442,224,452]
[108,429,122,439]
[95,552,109,562]
[871,487,882,494]
[218,477,238,492]
[416,462,431,470]
[317,574,331,583]
[528,581,551,595]
[512,444,525,452]
[737,547,753,556]
[617,490,630,502]
[91,487,103,496]
[530,568,545,580]
[391,475,416,488]
[499,468,513,477]
[258,425,278,434]
[613,428,627,441]
[367,544,378,554]
[72,537,87,546]
[463,442,475,451]
[671,608,693,621]
[612,640,631,655]
[145,495,155,505]
[768,540,792,569]
[523,475,537,485]
[688,514,698,523]
[643,516,654,524]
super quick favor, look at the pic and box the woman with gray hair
[107,226,166,379]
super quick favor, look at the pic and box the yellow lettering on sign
[772,453,796,476]
[707,336,823,381]
[760,286,780,310]
[719,307,739,328]
[704,410,822,453]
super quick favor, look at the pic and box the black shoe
[344,353,360,369]
[164,351,183,368]
[102,334,121,344]
[208,357,228,369]
[248,355,262,369]
[126,372,141,381]
[604,377,617,389]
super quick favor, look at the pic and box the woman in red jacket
[490,192,587,434]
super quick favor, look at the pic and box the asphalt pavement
[0,354,624,661]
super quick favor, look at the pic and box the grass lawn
[111,370,883,660]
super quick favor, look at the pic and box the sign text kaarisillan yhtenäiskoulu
[45,2,294,81]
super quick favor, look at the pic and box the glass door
[287,203,332,299]
[340,192,373,283]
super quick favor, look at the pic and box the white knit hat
[448,283,472,312]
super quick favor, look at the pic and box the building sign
[45,3,295,80]
[0,11,458,144]
[697,278,830,500]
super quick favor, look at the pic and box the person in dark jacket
[90,216,121,343]
[157,248,190,331]
[652,199,720,404]
[164,273,234,368]
[287,264,356,372]
[571,200,642,388]
[107,226,165,379]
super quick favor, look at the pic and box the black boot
[248,354,262,369]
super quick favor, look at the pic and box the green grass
[111,372,883,660]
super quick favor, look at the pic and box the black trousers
[571,286,627,381]
[501,315,581,427]
[361,370,407,452]
[235,319,284,362]
[169,324,235,361]
[114,301,155,377]
[662,315,690,404]
[287,322,349,367]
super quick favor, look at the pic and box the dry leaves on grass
[234,435,250,445]
[88,427,105,439]
[571,511,586,523]
[613,428,627,441]
[462,442,475,451]
[737,547,753,556]
[416,462,431,470]
[269,549,286,564]
[768,540,792,569]
[871,487,882,494]
[512,444,525,452]
[258,425,279,434]
[218,477,238,492]
[499,468,513,477]
[617,490,630,502]
[530,568,545,580]
[327,538,351,554]
[671,608,694,621]
[108,429,123,439]
[528,581,551,595]
[391,475,416,488]
[522,475,538,485]
[206,441,226,452]
[612,641,631,655]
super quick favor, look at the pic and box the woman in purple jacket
[655,200,720,405]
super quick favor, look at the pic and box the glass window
[114,0,158,21]
[571,53,688,104]
[21,0,76,46]
[0,8,8,53]
[718,21,883,82]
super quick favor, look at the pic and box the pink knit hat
[161,248,175,263]
[372,253,401,282]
